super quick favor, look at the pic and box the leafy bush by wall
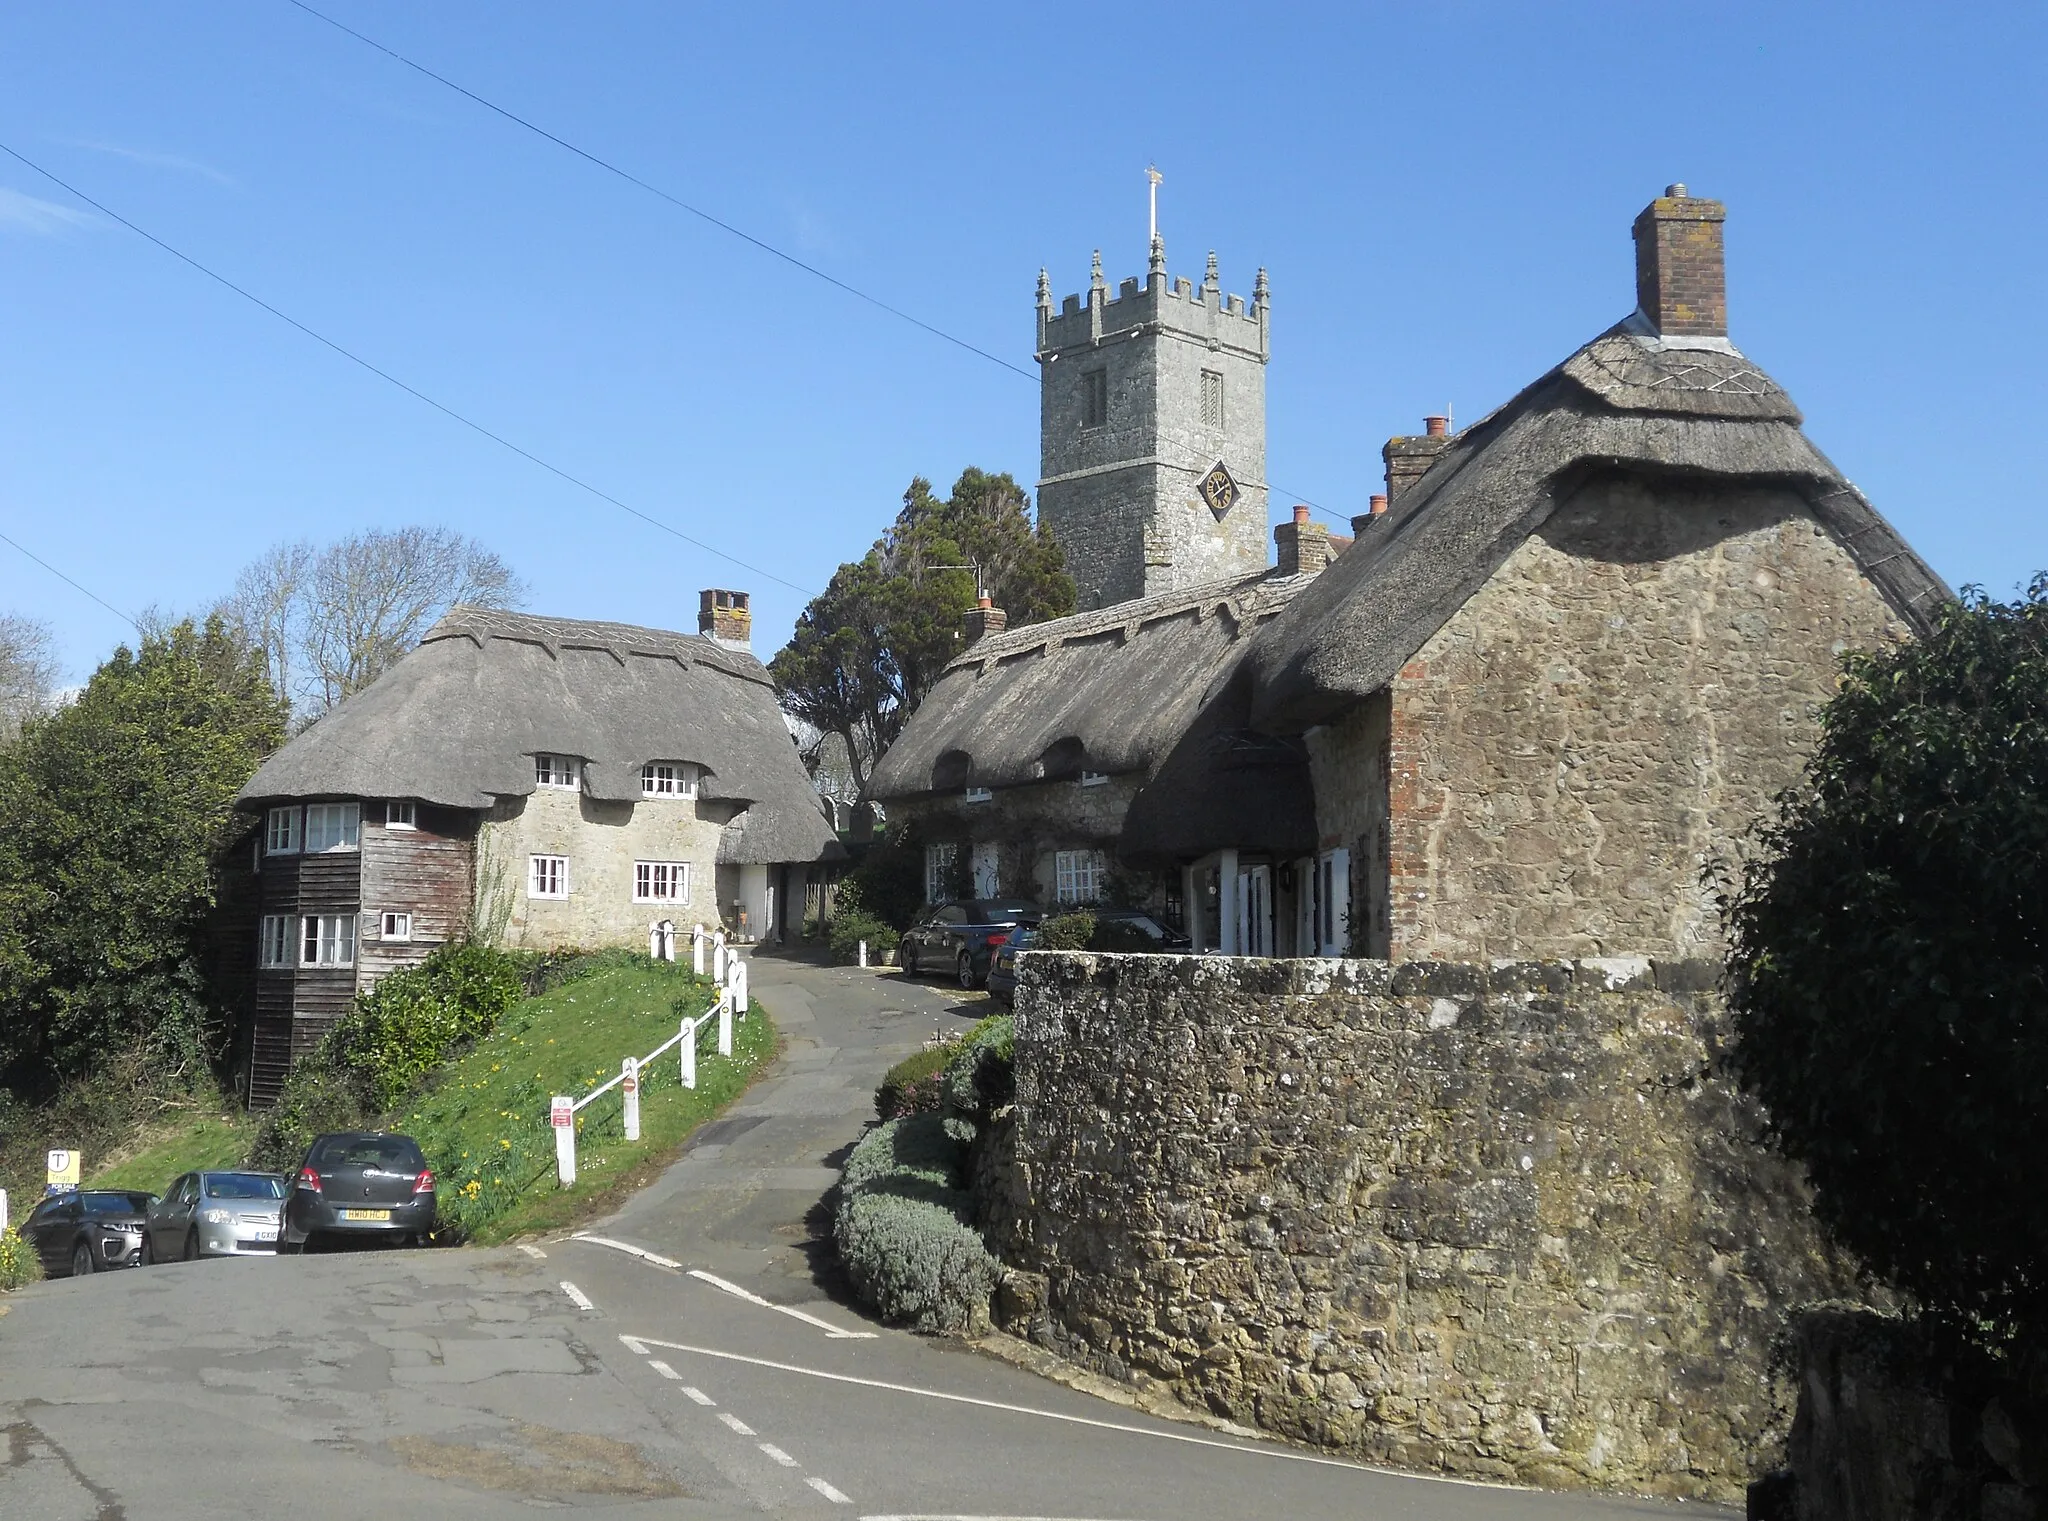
[875,1044,954,1119]
[829,911,898,964]
[0,1225,42,1290]
[1036,911,1096,951]
[833,1113,996,1334]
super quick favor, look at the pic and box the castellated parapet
[1036,245,1270,611]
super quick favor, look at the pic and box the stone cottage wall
[993,951,1859,1500]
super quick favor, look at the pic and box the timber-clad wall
[359,806,475,984]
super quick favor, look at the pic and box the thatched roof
[869,568,1312,800]
[1119,681,1316,864]
[1245,318,1952,730]
[238,607,842,865]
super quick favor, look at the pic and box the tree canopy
[0,613,58,743]
[0,616,286,1092]
[1723,580,2048,1352]
[771,469,1074,800]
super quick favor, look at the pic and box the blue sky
[3,2,2044,682]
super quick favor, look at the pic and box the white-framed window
[386,801,417,830]
[528,854,569,899]
[1079,770,1109,788]
[301,914,356,968]
[641,762,699,799]
[633,860,691,903]
[259,915,292,968]
[265,806,300,856]
[304,802,360,853]
[534,754,580,789]
[963,786,993,804]
[381,911,412,942]
[1055,848,1105,904]
[924,842,957,907]
[1200,368,1224,429]
[1317,847,1351,957]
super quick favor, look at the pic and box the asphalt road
[0,953,1732,1519]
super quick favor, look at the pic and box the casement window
[640,762,699,799]
[1200,369,1224,429]
[963,786,993,804]
[633,861,691,904]
[259,915,292,968]
[534,754,580,790]
[301,914,356,968]
[385,801,417,830]
[924,843,957,907]
[1082,368,1108,429]
[1317,847,1351,957]
[528,855,569,899]
[1055,848,1105,905]
[1079,770,1109,788]
[265,806,300,856]
[381,912,412,942]
[304,802,360,853]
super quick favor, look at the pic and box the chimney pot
[1370,493,1389,515]
[1633,185,1727,338]
[1292,504,1311,524]
[698,588,752,647]
[963,600,1007,647]
[977,594,992,608]
[1274,514,1330,578]
[1666,182,1687,197]
[1424,415,1449,438]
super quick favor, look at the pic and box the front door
[1238,866,1272,958]
[971,843,1000,899]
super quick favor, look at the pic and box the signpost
[551,1097,576,1186]
[621,1057,640,1142]
[46,1147,79,1197]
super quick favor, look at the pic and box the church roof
[238,606,842,865]
[1243,319,1952,731]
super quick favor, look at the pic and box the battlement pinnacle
[1203,251,1221,299]
[1148,233,1166,280]
[1253,267,1270,311]
[1037,267,1052,313]
[1089,249,1107,296]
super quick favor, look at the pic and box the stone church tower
[1035,239,1270,611]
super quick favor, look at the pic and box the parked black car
[986,910,1191,1005]
[19,1189,155,1277]
[984,924,1037,1006]
[280,1132,436,1253]
[900,899,1042,989]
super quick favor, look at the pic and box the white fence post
[648,922,662,960]
[730,959,748,1020]
[680,1015,696,1090]
[713,930,728,986]
[718,988,733,1057]
[0,1187,8,1234]
[692,923,706,976]
[859,938,868,968]
[551,1096,576,1186]
[621,1056,641,1142]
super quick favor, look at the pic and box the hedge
[833,1113,995,1335]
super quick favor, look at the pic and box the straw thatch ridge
[1246,325,1951,731]
[868,568,1314,800]
[238,606,842,864]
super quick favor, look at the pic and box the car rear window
[81,1192,152,1216]
[971,900,1039,920]
[202,1172,285,1200]
[314,1136,425,1171]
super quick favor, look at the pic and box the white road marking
[649,1360,682,1380]
[687,1268,877,1339]
[573,1231,683,1269]
[807,1477,853,1504]
[516,1243,546,1259]
[623,1338,1517,1488]
[620,1334,649,1354]
[859,1516,1147,1520]
[717,1411,755,1436]
[758,1442,800,1467]
[681,1386,715,1406]
[558,1281,595,1311]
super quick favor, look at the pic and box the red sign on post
[550,1097,574,1129]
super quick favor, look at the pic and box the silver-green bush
[834,1114,996,1335]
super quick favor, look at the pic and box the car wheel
[902,946,919,977]
[957,953,978,990]
[70,1240,94,1277]
[276,1233,301,1256]
[182,1230,200,1263]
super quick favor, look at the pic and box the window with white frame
[381,911,412,942]
[1079,770,1109,787]
[633,860,690,903]
[265,806,300,856]
[385,800,416,830]
[259,915,292,968]
[304,802,360,853]
[1317,847,1351,957]
[528,855,569,899]
[640,762,698,799]
[301,914,356,968]
[1055,848,1105,904]
[924,842,957,907]
[534,754,580,789]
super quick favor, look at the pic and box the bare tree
[0,612,59,740]
[218,540,314,704]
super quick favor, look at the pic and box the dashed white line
[648,1360,681,1380]
[807,1476,853,1504]
[681,1386,715,1406]
[758,1442,800,1468]
[558,1280,595,1311]
[687,1268,877,1338]
[516,1243,547,1259]
[573,1232,683,1269]
[718,1411,755,1436]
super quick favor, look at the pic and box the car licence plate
[249,1228,277,1242]
[339,1209,390,1222]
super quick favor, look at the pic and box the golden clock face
[1199,461,1240,519]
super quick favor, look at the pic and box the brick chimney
[1633,183,1727,338]
[1350,493,1390,537]
[962,595,1008,647]
[1274,505,1330,577]
[1383,418,1452,503]
[699,588,752,647]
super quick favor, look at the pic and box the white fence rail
[549,945,750,1187]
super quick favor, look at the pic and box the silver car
[142,1171,286,1262]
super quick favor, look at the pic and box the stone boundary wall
[988,953,1862,1500]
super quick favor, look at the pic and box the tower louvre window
[1201,369,1224,428]
[1082,369,1108,429]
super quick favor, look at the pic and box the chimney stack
[1383,419,1454,503]
[699,588,752,647]
[1349,493,1390,537]
[1633,183,1727,338]
[1274,504,1330,578]
[962,594,1008,647]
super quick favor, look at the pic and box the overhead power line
[0,142,814,595]
[0,525,140,630]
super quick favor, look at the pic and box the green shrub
[940,1016,1015,1122]
[840,1112,962,1193]
[875,1044,956,1119]
[0,1225,42,1290]
[1090,917,1156,953]
[834,1113,993,1335]
[1036,910,1096,950]
[830,911,899,964]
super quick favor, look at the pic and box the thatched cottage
[223,594,840,1103]
[872,186,1947,960]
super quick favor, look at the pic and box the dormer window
[1079,771,1110,787]
[641,762,699,799]
[535,754,580,790]
[265,806,300,856]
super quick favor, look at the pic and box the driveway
[0,952,1726,1518]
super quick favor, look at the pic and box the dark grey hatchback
[280,1132,436,1252]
